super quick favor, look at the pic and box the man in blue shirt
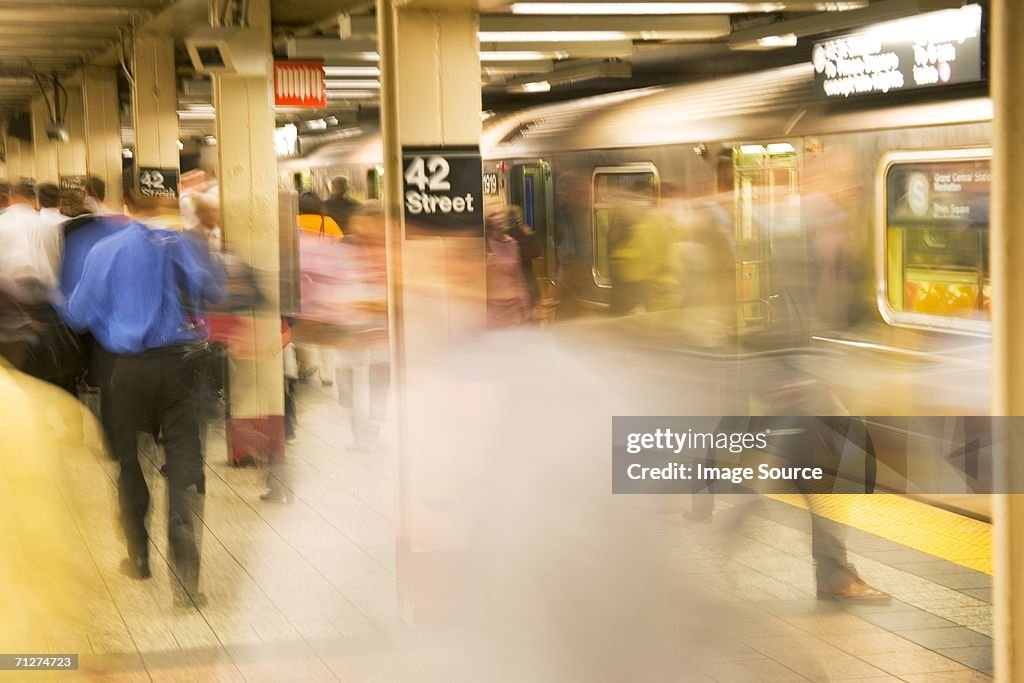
[66,189,224,606]
[59,180,130,445]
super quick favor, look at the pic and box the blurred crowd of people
[0,170,391,611]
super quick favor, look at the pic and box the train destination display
[886,158,990,225]
[812,4,983,99]
[402,146,484,237]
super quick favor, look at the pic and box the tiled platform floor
[34,379,994,682]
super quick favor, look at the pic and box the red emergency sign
[274,61,326,108]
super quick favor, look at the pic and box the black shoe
[120,556,152,580]
[174,592,209,609]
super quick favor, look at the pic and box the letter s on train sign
[402,146,483,238]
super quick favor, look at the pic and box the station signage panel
[812,4,983,99]
[59,175,87,198]
[274,61,326,108]
[886,158,991,225]
[402,146,483,238]
[138,167,180,199]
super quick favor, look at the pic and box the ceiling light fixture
[510,2,784,15]
[729,0,966,50]
[323,65,380,77]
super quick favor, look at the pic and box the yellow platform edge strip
[765,493,993,575]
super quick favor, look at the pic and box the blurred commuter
[294,191,343,386]
[505,205,543,312]
[552,171,587,318]
[66,189,224,606]
[0,280,114,669]
[0,181,80,391]
[485,207,530,328]
[607,206,647,316]
[336,201,390,451]
[59,191,130,442]
[0,179,10,212]
[179,168,217,228]
[0,181,57,291]
[84,175,111,215]
[188,191,222,253]
[37,182,62,226]
[323,175,361,234]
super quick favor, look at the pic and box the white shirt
[0,203,62,294]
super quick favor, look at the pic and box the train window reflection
[882,153,991,329]
[591,165,660,287]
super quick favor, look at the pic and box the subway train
[280,63,994,515]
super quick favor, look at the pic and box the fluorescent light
[306,118,328,130]
[510,2,785,15]
[325,90,379,99]
[521,80,552,92]
[324,65,380,77]
[325,79,381,89]
[481,51,564,61]
[767,142,796,154]
[757,33,798,47]
[177,110,216,120]
[478,30,630,42]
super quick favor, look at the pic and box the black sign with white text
[812,4,983,99]
[138,167,180,199]
[59,175,87,197]
[402,146,483,238]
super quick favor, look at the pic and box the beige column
[378,0,486,622]
[31,93,59,183]
[82,67,124,210]
[131,33,179,192]
[211,0,285,466]
[991,1,1024,681]
[4,135,34,182]
[56,84,88,185]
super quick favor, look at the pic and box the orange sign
[274,61,326,108]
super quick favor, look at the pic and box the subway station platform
[28,377,994,682]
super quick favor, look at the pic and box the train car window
[591,164,660,287]
[880,150,991,333]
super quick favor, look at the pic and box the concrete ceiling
[0,0,176,114]
[0,0,972,140]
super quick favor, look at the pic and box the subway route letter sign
[402,146,483,238]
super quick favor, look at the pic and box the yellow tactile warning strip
[765,494,993,575]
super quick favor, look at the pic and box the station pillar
[56,84,88,186]
[131,33,179,195]
[210,0,285,467]
[376,0,487,622]
[991,1,1024,680]
[3,134,34,183]
[81,68,123,210]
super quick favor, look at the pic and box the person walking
[66,190,224,607]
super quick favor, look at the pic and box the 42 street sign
[402,146,483,238]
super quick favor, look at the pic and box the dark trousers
[87,343,118,450]
[110,347,206,594]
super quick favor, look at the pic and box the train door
[509,161,556,293]
[730,144,800,335]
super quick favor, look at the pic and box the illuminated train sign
[812,4,984,99]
